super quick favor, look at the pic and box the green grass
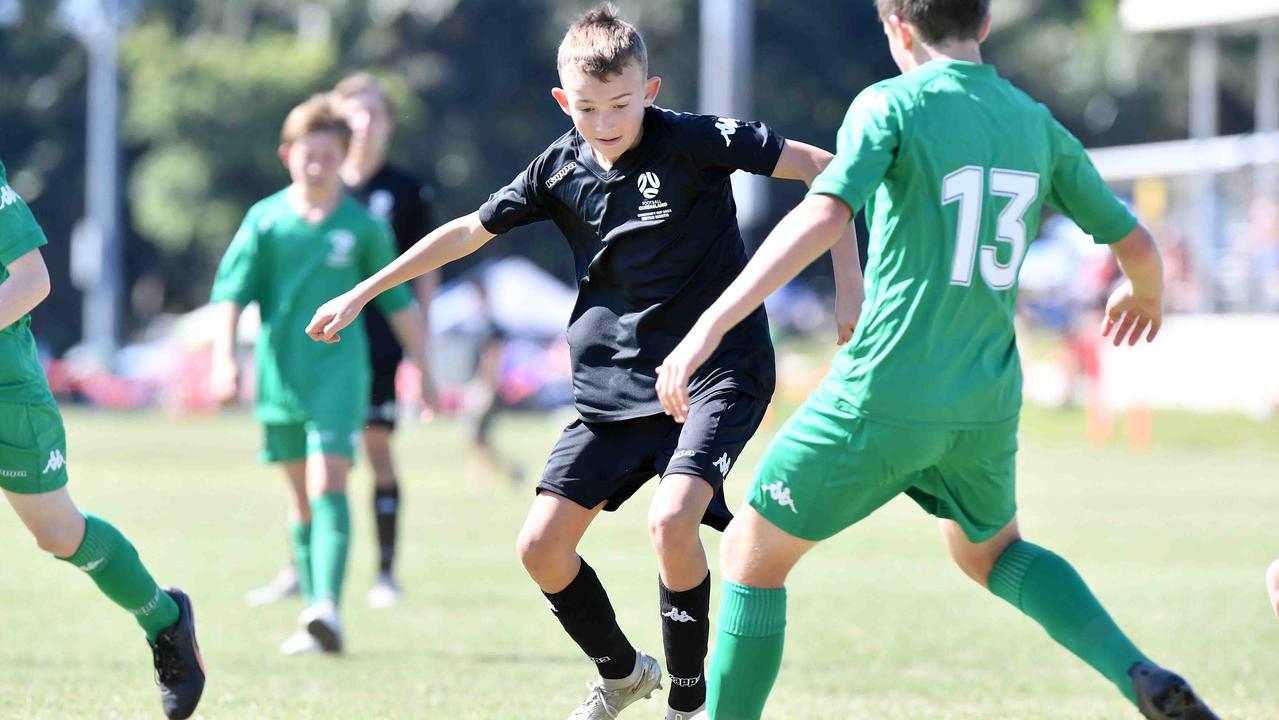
[0,405,1275,718]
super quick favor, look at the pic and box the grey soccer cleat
[665,703,706,720]
[566,651,662,719]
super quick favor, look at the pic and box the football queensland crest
[326,229,357,267]
[638,171,661,200]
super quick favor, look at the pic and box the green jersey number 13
[942,166,1039,291]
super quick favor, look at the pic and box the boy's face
[279,131,347,192]
[336,90,393,154]
[553,61,661,164]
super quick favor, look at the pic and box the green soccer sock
[988,540,1150,704]
[309,493,350,606]
[59,514,180,642]
[289,521,314,604]
[707,581,788,720]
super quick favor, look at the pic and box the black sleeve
[680,113,786,176]
[477,159,550,235]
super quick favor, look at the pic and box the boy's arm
[657,194,851,421]
[308,212,494,343]
[208,301,244,404]
[771,140,865,344]
[386,303,437,417]
[0,248,51,332]
[1102,222,1163,346]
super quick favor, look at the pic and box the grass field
[0,404,1275,719]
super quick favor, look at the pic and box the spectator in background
[458,278,523,487]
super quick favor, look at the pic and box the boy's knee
[32,521,84,558]
[516,530,571,580]
[648,506,699,555]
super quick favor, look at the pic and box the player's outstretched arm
[307,212,495,343]
[657,194,852,421]
[0,248,50,332]
[772,140,865,343]
[1103,222,1163,347]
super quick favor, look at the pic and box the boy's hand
[834,283,863,345]
[307,291,366,343]
[417,374,438,422]
[657,324,724,423]
[210,355,240,405]
[1101,280,1162,346]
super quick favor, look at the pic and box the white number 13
[942,166,1039,290]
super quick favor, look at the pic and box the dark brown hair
[557,3,648,81]
[280,93,350,146]
[875,0,990,45]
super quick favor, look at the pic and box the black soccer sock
[660,572,711,711]
[373,484,400,575]
[543,558,637,680]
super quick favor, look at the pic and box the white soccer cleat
[665,704,707,720]
[566,651,662,719]
[244,565,300,607]
[278,628,321,655]
[366,573,402,609]
[298,599,344,653]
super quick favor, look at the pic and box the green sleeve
[363,220,412,316]
[808,84,903,214]
[1045,119,1138,245]
[210,210,263,305]
[0,183,49,267]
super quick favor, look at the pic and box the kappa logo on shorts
[672,449,697,460]
[0,468,27,479]
[713,452,732,476]
[759,480,799,514]
[43,450,66,475]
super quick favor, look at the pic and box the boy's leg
[648,475,713,715]
[307,451,351,608]
[365,358,403,594]
[283,460,313,603]
[247,426,309,607]
[1267,558,1279,619]
[707,506,816,720]
[7,487,180,640]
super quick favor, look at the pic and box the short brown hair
[557,3,648,81]
[332,72,395,117]
[280,93,350,145]
[876,0,990,45]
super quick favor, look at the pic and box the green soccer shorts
[0,399,69,494]
[261,420,359,464]
[747,387,1018,543]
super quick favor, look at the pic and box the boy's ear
[551,87,572,117]
[278,143,291,168]
[643,76,662,106]
[888,14,913,52]
[978,13,992,43]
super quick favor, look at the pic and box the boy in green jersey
[1267,558,1279,618]
[0,161,204,718]
[657,2,1220,719]
[210,95,429,655]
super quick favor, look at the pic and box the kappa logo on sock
[78,558,105,572]
[43,450,66,474]
[759,480,799,514]
[662,606,697,623]
[669,674,702,687]
[546,599,558,613]
[589,655,611,665]
[131,587,164,616]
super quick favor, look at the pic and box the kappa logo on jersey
[545,161,578,189]
[714,117,740,146]
[759,480,798,513]
[662,606,697,623]
[368,189,395,219]
[44,449,66,475]
[0,183,18,211]
[326,230,357,267]
[638,171,661,199]
[713,452,732,476]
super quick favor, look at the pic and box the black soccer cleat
[148,587,206,720]
[1129,662,1219,720]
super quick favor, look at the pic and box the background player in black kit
[307,6,859,719]
[245,76,439,610]
[334,74,439,608]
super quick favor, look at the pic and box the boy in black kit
[307,6,859,719]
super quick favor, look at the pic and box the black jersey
[479,106,784,422]
[348,164,436,361]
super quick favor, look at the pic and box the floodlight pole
[699,0,767,240]
[75,0,124,364]
[1190,28,1219,310]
